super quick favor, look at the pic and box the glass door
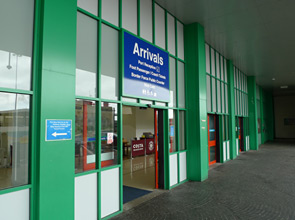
[208,114,217,165]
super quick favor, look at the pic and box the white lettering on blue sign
[46,119,72,141]
[133,43,164,66]
[124,32,170,101]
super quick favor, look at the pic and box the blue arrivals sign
[124,32,170,101]
[46,119,72,141]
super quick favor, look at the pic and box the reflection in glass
[101,24,119,100]
[179,111,186,151]
[75,100,96,173]
[0,92,30,190]
[101,102,118,168]
[169,109,176,152]
[209,115,215,141]
[0,0,34,91]
[0,52,31,90]
[76,12,97,97]
[210,146,216,162]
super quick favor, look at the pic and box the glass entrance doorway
[238,117,244,151]
[122,106,164,204]
[208,114,217,165]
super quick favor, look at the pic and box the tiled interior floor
[123,154,155,190]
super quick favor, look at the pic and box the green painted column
[184,23,208,181]
[227,60,237,159]
[34,1,77,219]
[247,76,258,150]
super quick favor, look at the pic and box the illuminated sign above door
[123,32,170,102]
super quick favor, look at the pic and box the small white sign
[107,132,114,144]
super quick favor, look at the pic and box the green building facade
[0,0,274,220]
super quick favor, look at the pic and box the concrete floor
[112,140,295,220]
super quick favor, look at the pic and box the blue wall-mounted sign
[124,32,170,101]
[46,119,72,141]
[170,125,174,137]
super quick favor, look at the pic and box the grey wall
[274,95,295,138]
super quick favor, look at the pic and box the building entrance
[122,106,164,204]
[208,114,217,165]
[238,117,244,151]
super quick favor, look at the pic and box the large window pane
[220,56,224,81]
[77,0,98,16]
[75,100,96,173]
[169,109,176,152]
[225,84,228,113]
[216,52,220,79]
[101,102,118,168]
[122,0,137,34]
[167,14,175,56]
[178,61,185,108]
[212,78,216,112]
[210,48,215,76]
[102,0,119,26]
[221,82,225,113]
[140,0,153,42]
[205,44,210,74]
[177,21,184,60]
[169,57,176,107]
[0,0,34,91]
[217,80,221,113]
[206,75,211,112]
[155,4,165,49]
[0,92,30,190]
[234,68,236,87]
[101,24,119,100]
[224,58,228,82]
[179,111,186,151]
[76,12,97,97]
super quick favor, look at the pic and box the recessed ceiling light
[280,86,288,89]
[272,78,275,80]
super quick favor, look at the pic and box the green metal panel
[247,76,258,150]
[35,0,77,219]
[227,60,237,159]
[184,23,208,181]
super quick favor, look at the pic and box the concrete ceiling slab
[156,0,295,90]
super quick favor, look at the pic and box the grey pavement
[112,140,295,220]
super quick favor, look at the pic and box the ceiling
[156,0,295,91]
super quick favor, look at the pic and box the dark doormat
[123,186,152,204]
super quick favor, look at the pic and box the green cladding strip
[184,23,208,181]
[247,76,259,150]
[227,60,237,159]
[35,0,77,219]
